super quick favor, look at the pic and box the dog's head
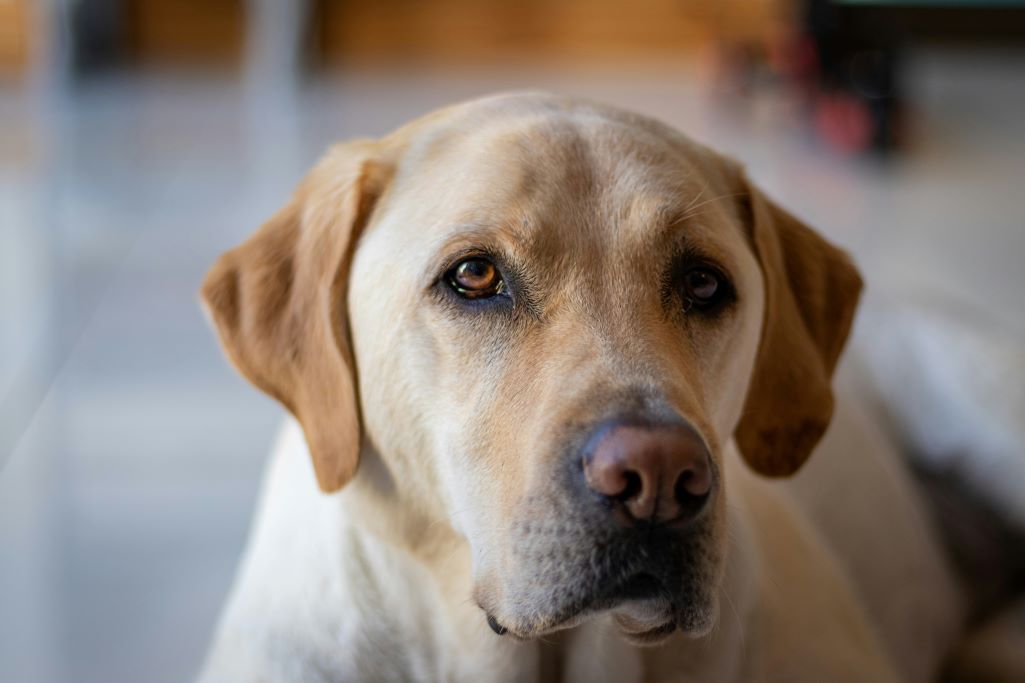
[202,94,861,644]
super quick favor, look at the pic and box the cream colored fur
[198,94,963,682]
[199,386,960,682]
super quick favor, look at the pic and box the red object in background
[814,91,874,154]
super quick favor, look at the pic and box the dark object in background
[798,0,1025,154]
[913,462,1025,626]
[802,0,903,153]
[67,0,245,75]
[69,0,130,74]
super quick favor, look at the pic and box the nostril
[617,470,643,503]
[676,462,711,497]
[674,469,711,518]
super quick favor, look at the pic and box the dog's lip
[496,596,678,642]
[489,571,678,639]
[612,594,679,645]
[614,615,678,645]
[605,572,666,602]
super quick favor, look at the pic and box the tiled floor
[1,52,1023,683]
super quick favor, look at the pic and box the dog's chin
[613,611,678,646]
[486,572,719,644]
[612,592,718,646]
[493,597,717,645]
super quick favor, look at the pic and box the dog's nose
[583,422,713,524]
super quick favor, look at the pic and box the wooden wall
[125,0,245,67]
[1,0,789,80]
[315,0,786,65]
[0,0,31,79]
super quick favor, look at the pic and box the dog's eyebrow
[617,198,693,244]
[452,212,536,237]
[622,185,703,232]
[641,188,744,243]
[444,209,542,246]
[418,223,528,287]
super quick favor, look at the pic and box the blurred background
[1,1,1024,682]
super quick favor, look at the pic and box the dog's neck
[341,442,472,573]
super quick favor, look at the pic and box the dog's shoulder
[778,380,961,683]
[197,420,445,682]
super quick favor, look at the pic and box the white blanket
[856,291,1025,529]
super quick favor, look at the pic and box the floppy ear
[735,175,863,477]
[201,140,389,492]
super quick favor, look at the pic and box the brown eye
[682,268,722,310]
[447,257,505,299]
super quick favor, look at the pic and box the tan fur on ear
[736,176,863,477]
[201,140,390,492]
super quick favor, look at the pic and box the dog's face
[202,94,861,644]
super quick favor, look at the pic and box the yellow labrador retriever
[197,94,963,682]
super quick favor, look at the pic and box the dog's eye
[446,257,505,299]
[681,267,726,311]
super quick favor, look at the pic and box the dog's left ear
[201,140,391,492]
[735,174,863,477]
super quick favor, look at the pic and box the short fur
[198,94,965,682]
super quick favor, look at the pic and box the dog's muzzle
[484,413,721,641]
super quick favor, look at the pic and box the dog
[197,93,967,682]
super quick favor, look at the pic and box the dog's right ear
[201,140,391,493]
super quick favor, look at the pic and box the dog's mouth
[486,481,724,643]
[602,572,681,645]
[607,572,665,603]
[597,572,688,642]
[485,570,694,643]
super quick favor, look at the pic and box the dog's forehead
[387,100,733,249]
